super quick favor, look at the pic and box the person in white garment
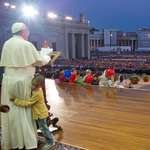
[0,22,52,149]
[98,69,109,86]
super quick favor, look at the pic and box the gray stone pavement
[117,73,150,91]
[124,78,150,90]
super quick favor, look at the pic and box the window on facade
[52,42,56,51]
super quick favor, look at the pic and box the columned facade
[65,33,69,59]
[81,34,84,57]
[64,33,90,59]
[0,5,91,59]
[71,33,75,59]
[86,34,90,59]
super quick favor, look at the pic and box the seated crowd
[35,51,150,89]
[41,68,130,88]
[48,51,150,74]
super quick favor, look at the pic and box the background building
[0,2,91,59]
[138,27,150,51]
[1,1,150,60]
[90,29,138,52]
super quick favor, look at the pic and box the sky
[9,0,150,33]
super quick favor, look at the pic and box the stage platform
[46,79,150,150]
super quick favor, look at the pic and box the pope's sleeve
[28,43,51,67]
[32,55,51,67]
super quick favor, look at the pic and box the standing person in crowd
[108,74,117,87]
[0,22,52,149]
[76,73,83,84]
[10,74,55,149]
[69,68,78,83]
[59,69,69,82]
[81,69,92,85]
[98,69,109,86]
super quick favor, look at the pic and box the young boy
[108,74,117,87]
[91,74,99,85]
[10,74,55,149]
[59,69,69,82]
[81,69,92,85]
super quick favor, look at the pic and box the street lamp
[11,5,16,9]
[4,2,9,6]
[4,2,16,10]
[47,13,57,18]
[66,16,72,20]
[23,7,38,16]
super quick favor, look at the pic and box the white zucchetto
[11,22,25,34]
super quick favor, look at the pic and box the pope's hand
[47,51,53,58]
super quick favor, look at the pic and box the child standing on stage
[10,74,55,149]
[98,69,109,87]
[81,69,92,85]
[116,75,127,88]
[59,69,69,82]
[69,68,78,83]
[108,74,117,87]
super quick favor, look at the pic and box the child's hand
[10,96,16,101]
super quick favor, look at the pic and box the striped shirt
[14,88,48,120]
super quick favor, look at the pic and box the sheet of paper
[37,125,58,133]
[40,48,53,56]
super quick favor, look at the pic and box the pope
[0,22,53,149]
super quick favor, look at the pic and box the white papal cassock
[0,35,50,149]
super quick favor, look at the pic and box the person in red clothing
[69,68,78,83]
[59,69,69,82]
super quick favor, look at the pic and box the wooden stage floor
[46,79,150,150]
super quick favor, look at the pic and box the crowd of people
[90,50,150,59]
[45,51,150,75]
[35,50,150,89]
[41,67,130,89]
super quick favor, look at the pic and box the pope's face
[21,26,29,41]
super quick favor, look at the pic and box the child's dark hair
[93,74,98,77]
[71,68,76,72]
[71,68,75,72]
[55,69,60,75]
[119,75,124,82]
[79,73,83,77]
[33,74,45,85]
[110,74,117,82]
[59,68,64,73]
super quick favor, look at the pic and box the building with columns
[138,27,150,51]
[90,29,138,52]
[0,2,91,59]
[1,1,150,61]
